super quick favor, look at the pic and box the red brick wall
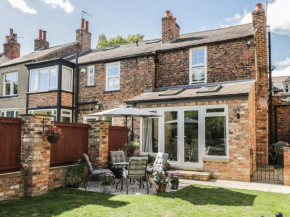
[162,15,180,43]
[48,166,72,190]
[28,92,58,108]
[156,39,256,88]
[61,92,73,107]
[0,172,24,201]
[284,148,290,185]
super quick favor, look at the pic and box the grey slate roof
[0,53,10,65]
[126,80,255,104]
[76,23,254,64]
[0,42,78,68]
[272,76,289,90]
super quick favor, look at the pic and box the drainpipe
[268,28,273,145]
[75,52,79,123]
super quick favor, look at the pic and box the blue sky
[0,0,290,76]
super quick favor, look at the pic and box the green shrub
[66,160,85,188]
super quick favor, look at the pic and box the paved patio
[180,179,290,194]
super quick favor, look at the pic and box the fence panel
[109,126,127,152]
[50,122,89,167]
[0,117,22,174]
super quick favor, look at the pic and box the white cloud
[41,0,74,14]
[7,0,37,14]
[223,0,290,36]
[276,58,290,68]
[272,65,290,77]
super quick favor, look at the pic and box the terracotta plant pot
[156,184,167,193]
[47,135,60,144]
[147,173,152,181]
[170,181,179,190]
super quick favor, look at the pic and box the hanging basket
[47,135,60,144]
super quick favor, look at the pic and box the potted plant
[146,153,156,180]
[150,171,169,193]
[101,170,116,193]
[43,125,62,143]
[66,160,85,188]
[168,172,180,190]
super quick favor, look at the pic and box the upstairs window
[87,65,95,86]
[29,67,57,92]
[62,67,73,92]
[285,84,289,93]
[190,47,207,84]
[3,72,18,96]
[106,62,120,91]
[0,109,18,118]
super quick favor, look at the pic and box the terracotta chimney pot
[39,29,43,39]
[256,3,262,10]
[173,17,176,23]
[5,35,9,42]
[81,18,85,29]
[43,31,47,41]
[165,10,170,16]
[85,21,89,31]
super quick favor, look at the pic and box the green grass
[0,185,289,217]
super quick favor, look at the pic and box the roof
[76,23,254,64]
[0,53,10,65]
[126,80,255,104]
[272,76,289,90]
[0,42,78,68]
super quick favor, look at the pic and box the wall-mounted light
[235,107,240,119]
[247,40,256,48]
[80,68,86,75]
[95,104,102,110]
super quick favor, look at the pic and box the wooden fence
[0,117,22,174]
[109,126,127,153]
[50,122,89,167]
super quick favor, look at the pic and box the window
[87,65,95,86]
[62,67,73,91]
[204,106,228,157]
[28,109,57,120]
[106,62,120,91]
[142,111,159,153]
[190,47,206,83]
[197,85,222,93]
[61,109,72,122]
[29,67,57,92]
[159,88,184,96]
[3,72,18,96]
[0,109,18,118]
[285,85,289,93]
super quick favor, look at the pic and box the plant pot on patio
[170,181,179,190]
[156,184,167,193]
[102,185,113,193]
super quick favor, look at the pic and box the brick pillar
[20,114,52,197]
[87,120,100,167]
[99,121,110,169]
[284,147,290,186]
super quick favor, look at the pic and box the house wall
[0,172,24,201]
[48,166,72,190]
[61,92,73,107]
[77,56,155,122]
[28,91,58,108]
[0,63,28,114]
[156,39,256,88]
[136,98,251,181]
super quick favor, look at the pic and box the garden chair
[146,152,169,174]
[109,151,126,177]
[83,153,109,190]
[122,157,149,194]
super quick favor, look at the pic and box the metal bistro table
[112,162,129,190]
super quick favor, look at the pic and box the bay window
[29,67,57,92]
[3,72,18,96]
[106,62,120,91]
[62,67,73,91]
[190,47,207,83]
[28,109,57,120]
[60,109,72,122]
[0,109,18,118]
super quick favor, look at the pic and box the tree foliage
[96,34,144,48]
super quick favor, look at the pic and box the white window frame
[106,62,120,91]
[28,109,57,120]
[189,47,207,84]
[62,66,73,92]
[3,72,18,96]
[60,109,72,122]
[87,65,95,86]
[0,108,19,118]
[29,66,58,92]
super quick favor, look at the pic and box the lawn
[0,185,289,217]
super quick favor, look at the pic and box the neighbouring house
[272,76,289,97]
[0,19,91,120]
[70,4,268,181]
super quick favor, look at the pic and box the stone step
[168,170,211,181]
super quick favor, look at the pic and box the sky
[0,0,290,77]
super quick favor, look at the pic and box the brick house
[72,3,268,181]
[0,19,91,120]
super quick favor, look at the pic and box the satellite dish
[271,65,276,71]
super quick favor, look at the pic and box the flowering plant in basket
[101,170,116,186]
[42,125,62,143]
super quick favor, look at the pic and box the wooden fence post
[20,114,52,197]
[284,147,290,186]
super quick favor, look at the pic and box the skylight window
[197,85,222,93]
[159,88,184,96]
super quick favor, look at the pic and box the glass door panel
[184,110,199,163]
[164,111,178,162]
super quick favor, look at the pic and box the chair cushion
[110,151,126,163]
[92,169,109,175]
[83,153,93,173]
[152,152,168,172]
[127,157,148,178]
[146,168,153,173]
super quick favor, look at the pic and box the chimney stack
[162,10,180,44]
[76,18,92,52]
[3,28,20,60]
[34,29,49,51]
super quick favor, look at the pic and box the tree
[96,34,144,48]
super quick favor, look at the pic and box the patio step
[169,170,211,181]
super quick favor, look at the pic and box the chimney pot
[173,17,176,23]
[43,31,47,41]
[85,21,89,31]
[81,18,85,29]
[256,3,262,10]
[39,29,43,39]
[5,35,9,43]
[13,33,17,41]
[10,28,13,40]
[165,10,170,16]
